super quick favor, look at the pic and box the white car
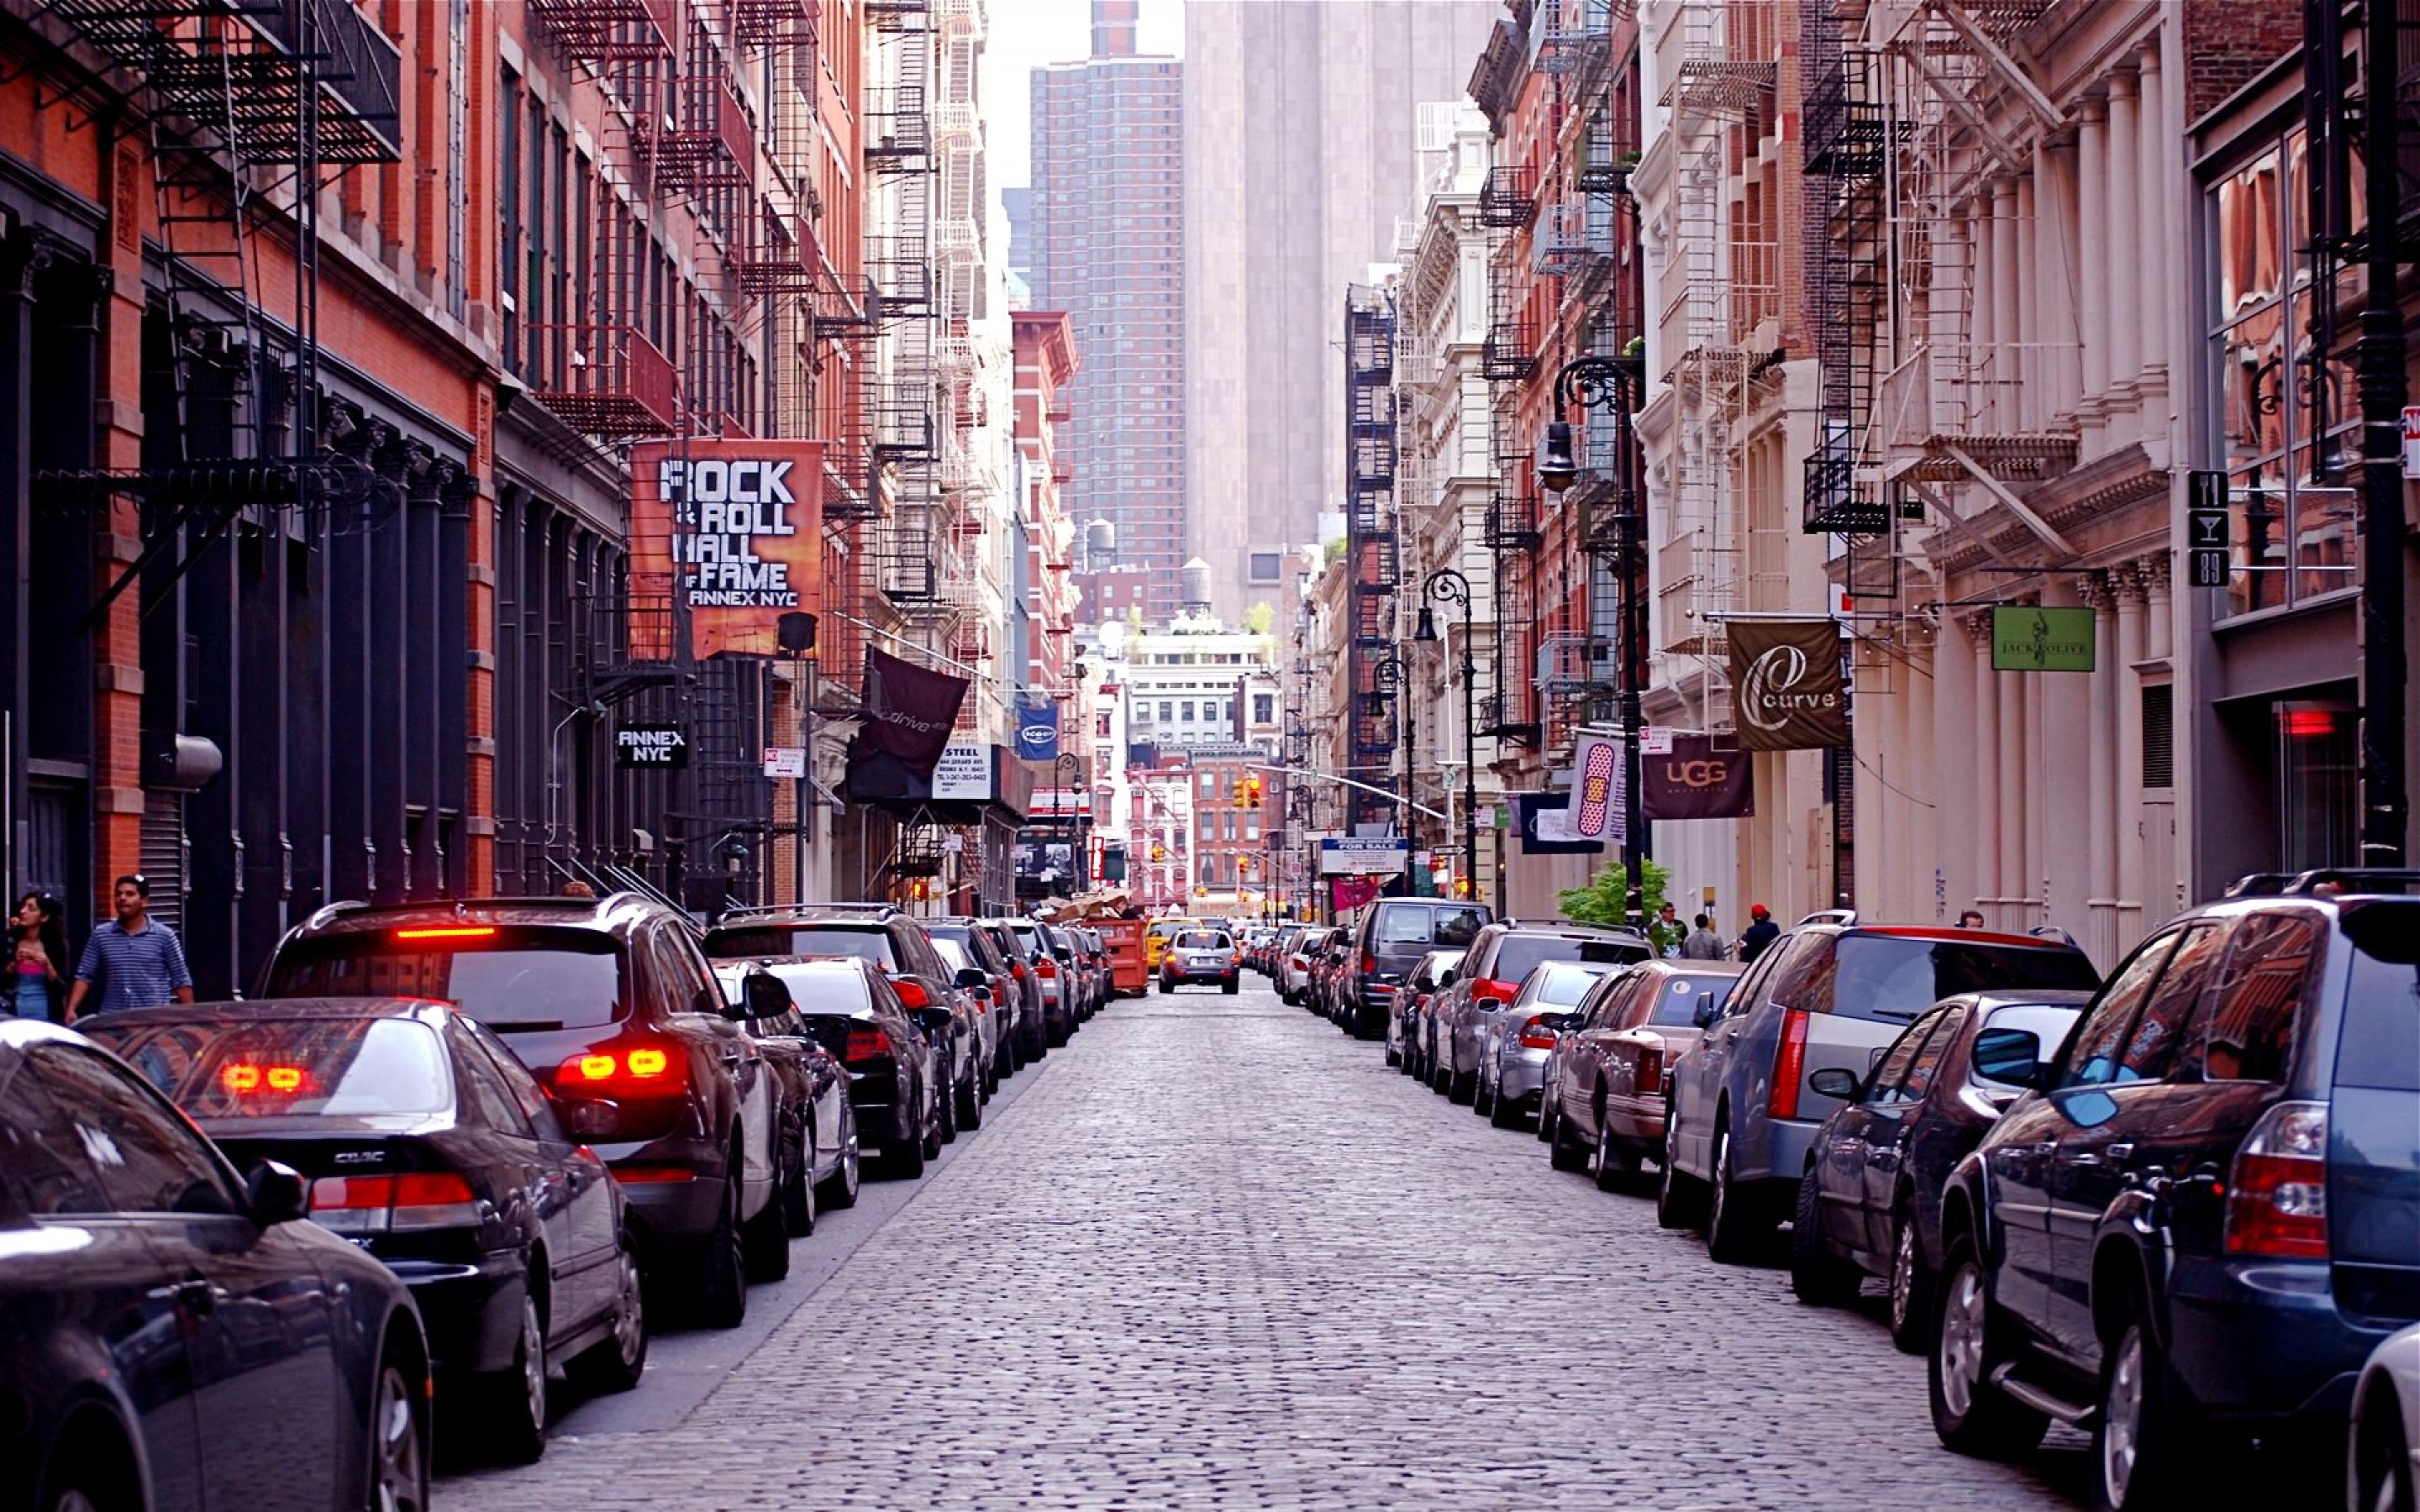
[1280,927,1334,1005]
[2351,1324,2420,1512]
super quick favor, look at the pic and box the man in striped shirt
[65,874,194,1021]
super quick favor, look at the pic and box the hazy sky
[981,0,1185,196]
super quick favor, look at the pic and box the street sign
[2186,470,2229,588]
[615,724,687,769]
[1640,726,1675,756]
[1318,837,1409,875]
[762,746,806,779]
[1990,606,2096,673]
[2403,406,2420,479]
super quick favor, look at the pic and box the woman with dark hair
[10,890,66,1021]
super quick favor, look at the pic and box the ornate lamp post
[1413,569,1477,903]
[1539,351,1649,911]
[1367,647,1413,861]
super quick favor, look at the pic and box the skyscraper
[1027,3,1185,624]
[1183,0,1499,622]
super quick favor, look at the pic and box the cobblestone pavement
[453,983,2089,1510]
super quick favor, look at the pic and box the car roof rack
[2279,868,2420,896]
[1797,908,1859,927]
[2221,873,2292,898]
[2026,925,2081,948]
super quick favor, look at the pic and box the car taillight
[843,1026,894,1062]
[1361,951,1376,974]
[1518,1015,1559,1050]
[1290,955,1306,969]
[1009,961,1027,979]
[1770,1008,1812,1121]
[1476,979,1515,1004]
[1635,1045,1663,1097]
[308,1172,481,1235]
[891,977,932,1010]
[1037,958,1058,979]
[2225,1100,2328,1260]
[555,1039,688,1095]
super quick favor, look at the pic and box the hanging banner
[858,647,968,777]
[1991,606,2096,673]
[1569,733,1624,843]
[1016,699,1061,763]
[1330,874,1387,913]
[1728,619,1849,750]
[1641,734,1754,820]
[628,438,825,659]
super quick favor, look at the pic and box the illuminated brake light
[1361,952,1377,974]
[222,1064,262,1094]
[1036,958,1058,979]
[394,926,498,941]
[1771,1009,1812,1121]
[625,1048,670,1078]
[221,1063,312,1096]
[575,1054,617,1081]
[2226,1101,2328,1260]
[266,1067,303,1092]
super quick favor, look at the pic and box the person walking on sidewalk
[1681,913,1727,960]
[9,890,67,1021]
[1737,903,1780,963]
[64,874,193,1022]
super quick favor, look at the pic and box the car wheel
[1489,1077,1524,1130]
[1385,1040,1401,1068]
[1447,1065,1476,1105]
[1656,1116,1708,1229]
[1887,1206,1936,1354]
[1593,1119,1639,1191]
[1430,1053,1453,1095]
[1704,1123,1766,1264]
[1928,1234,2048,1459]
[934,1064,959,1145]
[740,1172,792,1283]
[890,1105,929,1179]
[367,1347,433,1512]
[568,1240,649,1394]
[956,1065,982,1131]
[477,1291,548,1464]
[692,1173,749,1328]
[818,1126,862,1210]
[1222,976,1239,995]
[1549,1104,1588,1173]
[781,1122,817,1236]
[2093,1313,2197,1512]
[1473,1064,1496,1117]
[2354,1380,2418,1512]
[1158,979,1173,995]
[1536,1085,1558,1142]
[1789,1166,1861,1306]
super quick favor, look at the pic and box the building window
[2208,130,2361,618]
[1249,551,1282,582]
[1254,693,1274,723]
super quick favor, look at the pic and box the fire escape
[1344,286,1402,835]
[865,0,940,613]
[1470,15,1541,748]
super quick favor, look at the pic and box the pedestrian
[64,874,193,1023]
[1652,900,1683,957]
[560,879,597,899]
[1681,912,1726,960]
[1738,903,1780,963]
[8,890,67,1021]
[1958,909,1985,929]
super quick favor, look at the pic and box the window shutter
[2142,684,2175,790]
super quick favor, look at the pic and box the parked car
[719,956,943,1179]
[1268,924,1307,981]
[1280,927,1332,1006]
[1071,926,1111,1017]
[83,997,652,1463]
[980,917,1052,1060]
[260,892,797,1327]
[703,906,985,1141]
[1429,922,1655,1104]
[1659,915,2101,1264]
[1926,875,2419,1512]
[706,964,866,1215]
[0,1018,434,1512]
[1313,930,1358,1023]
[1786,990,2091,1351]
[1159,927,1240,993]
[1006,920,1077,1045]
[1392,948,1466,1075]
[1344,900,1492,1041]
[1544,961,1742,1187]
[1475,959,1620,1129]
[926,933,1008,1101]
[925,918,1023,1080]
[2350,1326,2420,1512]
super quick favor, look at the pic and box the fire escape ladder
[1343,286,1402,831]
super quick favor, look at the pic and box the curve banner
[1727,619,1849,751]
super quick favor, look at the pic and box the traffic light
[1454,877,1473,898]
[1243,775,1265,808]
[1232,780,1249,807]
[1151,843,1167,863]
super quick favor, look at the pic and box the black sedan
[83,997,650,1464]
[729,956,942,1179]
[0,1018,433,1511]
[1787,990,2091,1351]
[713,963,865,1215]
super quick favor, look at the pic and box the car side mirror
[1691,1000,1723,1029]
[1972,1026,2047,1089]
[739,970,793,1021]
[558,1099,619,1142]
[912,1006,955,1037]
[245,1160,309,1226]
[956,966,990,990]
[1808,1067,1861,1100]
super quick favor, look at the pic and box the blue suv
[1927,871,2420,1512]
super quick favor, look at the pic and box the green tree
[1125,605,1145,633]
[1242,601,1275,635]
[1323,537,1346,564]
[1558,857,1670,934]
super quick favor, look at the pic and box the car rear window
[1177,932,1229,950]
[932,937,973,973]
[1826,935,2100,1023]
[1491,935,1648,982]
[1376,905,1489,947]
[702,925,899,969]
[86,1016,452,1120]
[1528,965,1608,1006]
[763,962,873,1016]
[2337,901,2419,1092]
[1649,974,1735,1027]
[265,928,628,1030]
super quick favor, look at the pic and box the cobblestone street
[453,983,2089,1510]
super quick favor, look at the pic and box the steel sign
[2186,470,2230,589]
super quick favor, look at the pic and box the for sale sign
[629,439,825,659]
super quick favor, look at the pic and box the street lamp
[1539,350,1649,913]
[1414,568,1477,906]
[1054,750,1082,891]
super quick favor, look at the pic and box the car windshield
[1831,936,2101,1021]
[265,928,627,1030]
[1378,906,1488,947]
[1523,964,1608,1006]
[703,925,897,969]
[86,1016,453,1120]
[1649,974,1735,1027]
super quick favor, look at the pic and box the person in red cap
[1738,902,1780,963]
